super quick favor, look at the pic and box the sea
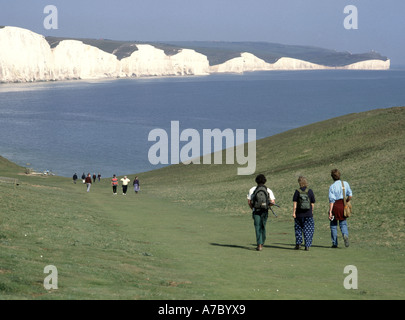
[1,69,405,178]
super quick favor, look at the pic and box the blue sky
[1,0,404,65]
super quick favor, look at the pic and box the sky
[1,0,404,65]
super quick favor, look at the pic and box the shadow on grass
[211,242,295,251]
[210,243,254,251]
[210,242,332,251]
[271,242,332,249]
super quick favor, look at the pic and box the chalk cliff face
[121,44,173,77]
[209,53,328,73]
[170,49,210,76]
[0,26,54,82]
[0,26,390,83]
[53,40,121,80]
[120,45,209,76]
[271,57,327,70]
[210,54,391,73]
[209,53,269,73]
[341,59,391,70]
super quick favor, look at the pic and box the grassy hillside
[0,107,404,300]
[141,107,405,247]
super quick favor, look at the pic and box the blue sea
[1,69,405,177]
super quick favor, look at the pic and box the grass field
[0,107,404,300]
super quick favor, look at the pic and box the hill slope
[140,106,405,247]
[0,107,404,300]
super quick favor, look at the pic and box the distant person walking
[121,176,130,195]
[85,173,92,192]
[73,173,78,184]
[328,169,353,248]
[111,174,118,195]
[98,173,101,182]
[93,173,96,183]
[292,176,316,251]
[247,174,276,251]
[133,176,140,194]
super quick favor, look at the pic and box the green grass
[0,107,404,300]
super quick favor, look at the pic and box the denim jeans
[330,219,348,246]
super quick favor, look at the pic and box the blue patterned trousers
[294,217,315,248]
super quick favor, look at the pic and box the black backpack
[251,185,270,210]
[297,188,311,210]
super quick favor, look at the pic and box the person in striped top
[111,174,118,195]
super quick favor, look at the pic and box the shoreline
[0,67,395,87]
[0,62,391,85]
[0,26,390,84]
[2,106,403,179]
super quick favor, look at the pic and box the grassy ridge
[142,107,405,247]
[0,107,404,300]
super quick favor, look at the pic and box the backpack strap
[341,180,346,206]
[253,185,269,198]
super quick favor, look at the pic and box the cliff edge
[0,26,390,83]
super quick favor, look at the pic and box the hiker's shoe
[331,245,338,248]
[305,246,309,251]
[294,244,301,250]
[256,244,263,251]
[343,235,349,247]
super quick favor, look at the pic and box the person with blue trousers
[292,176,316,251]
[328,169,353,248]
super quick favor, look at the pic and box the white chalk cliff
[0,26,390,83]
[209,53,329,73]
[340,59,390,70]
[120,45,209,77]
[52,40,121,80]
[0,26,54,82]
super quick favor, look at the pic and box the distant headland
[0,26,390,83]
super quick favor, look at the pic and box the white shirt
[120,178,130,186]
[247,186,275,201]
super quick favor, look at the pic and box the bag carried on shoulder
[341,181,352,218]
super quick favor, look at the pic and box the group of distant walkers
[73,168,352,249]
[73,172,102,192]
[247,169,352,251]
[72,172,140,195]
[111,175,140,195]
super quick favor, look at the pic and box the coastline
[0,26,390,84]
